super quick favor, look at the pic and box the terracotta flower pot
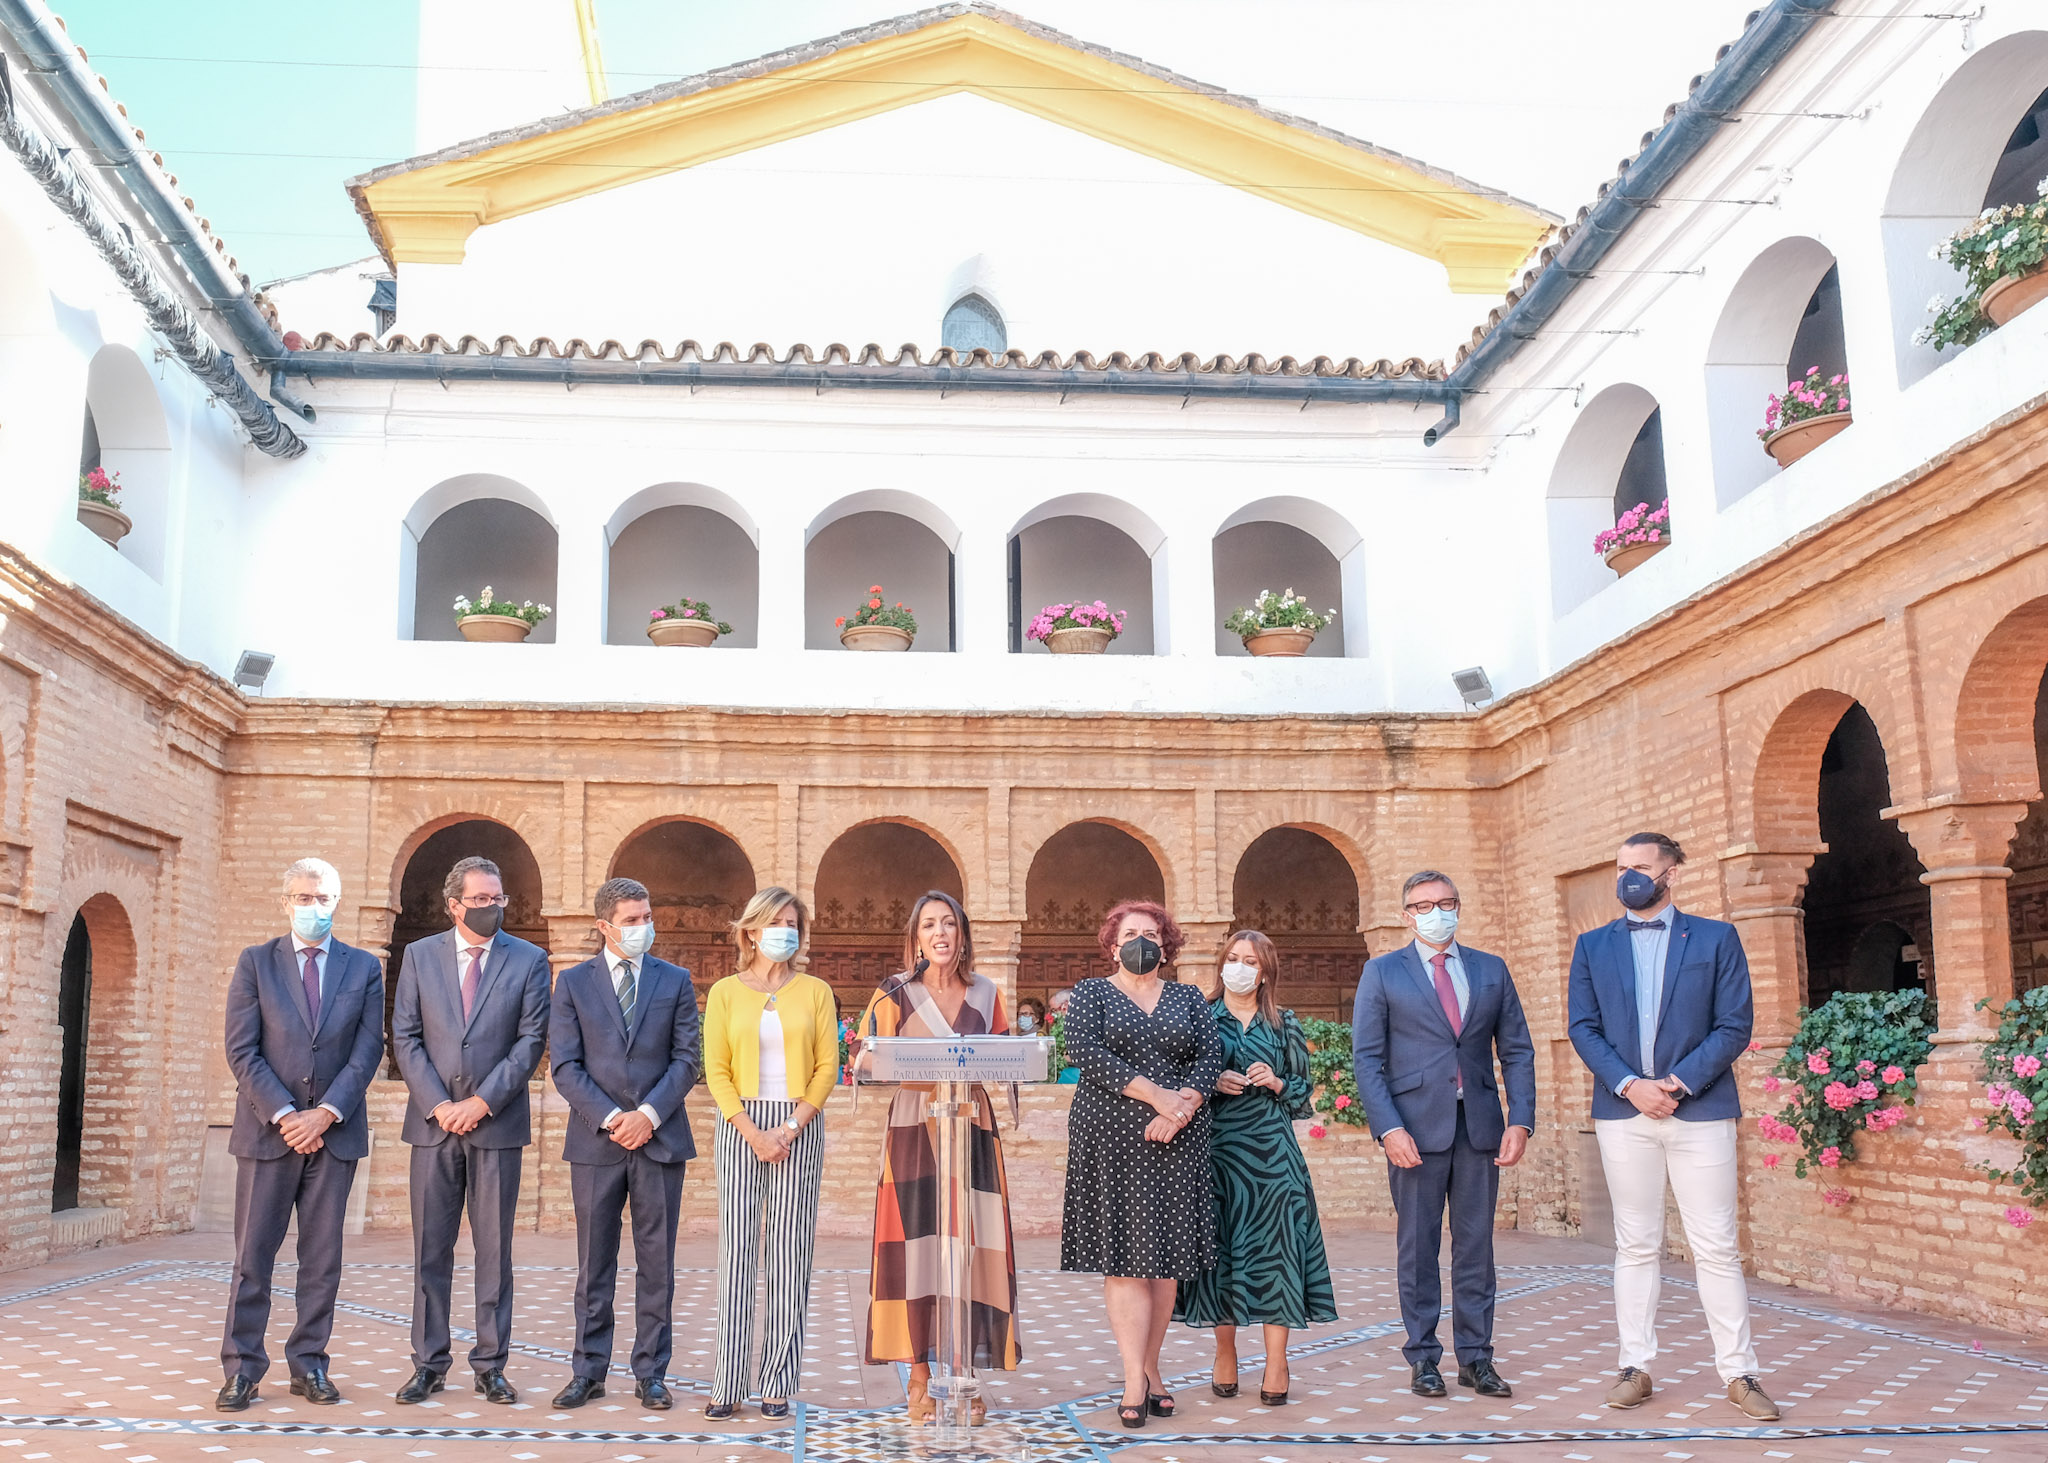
[1982,267,2048,328]
[77,500,131,546]
[1045,625,1114,655]
[648,619,719,647]
[1244,628,1316,657]
[840,623,912,652]
[1763,412,1851,468]
[1602,538,1669,578]
[457,613,533,643]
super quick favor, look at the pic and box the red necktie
[1431,951,1462,1035]
[462,945,484,1022]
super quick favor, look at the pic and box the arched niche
[610,817,757,993]
[606,484,760,647]
[806,492,958,652]
[1546,384,1666,616]
[1229,826,1366,1020]
[1883,31,2048,385]
[54,892,138,1215]
[1018,821,1167,1008]
[1211,496,1363,658]
[1706,238,1847,506]
[402,475,559,642]
[809,821,965,1002]
[1008,494,1164,656]
[81,345,172,583]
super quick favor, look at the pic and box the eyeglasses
[1404,897,1460,914]
[458,894,510,908]
[289,893,337,908]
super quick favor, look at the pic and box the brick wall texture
[5,401,2048,1339]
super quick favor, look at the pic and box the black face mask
[461,904,504,939]
[1118,936,1163,976]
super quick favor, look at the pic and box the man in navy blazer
[1567,831,1778,1421]
[548,875,701,1411]
[217,857,385,1412]
[1353,870,1535,1401]
[390,855,551,1406]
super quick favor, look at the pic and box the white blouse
[756,1006,790,1101]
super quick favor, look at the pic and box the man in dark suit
[1568,831,1778,1421]
[217,857,385,1412]
[390,855,551,1406]
[548,875,701,1410]
[1352,869,1535,1401]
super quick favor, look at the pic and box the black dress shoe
[290,1369,342,1405]
[475,1369,517,1404]
[1459,1360,1513,1398]
[553,1376,606,1408]
[635,1377,673,1410]
[215,1377,259,1412]
[1411,1361,1447,1397]
[395,1366,445,1405]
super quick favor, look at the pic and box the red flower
[869,584,883,594]
[869,598,882,609]
[835,616,845,627]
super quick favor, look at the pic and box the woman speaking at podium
[856,890,1022,1425]
[1059,899,1223,1430]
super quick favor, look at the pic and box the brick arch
[1213,800,1370,927]
[605,812,762,885]
[1750,688,1861,851]
[375,803,552,916]
[1011,813,1180,919]
[799,813,973,917]
[1951,594,2048,803]
[61,892,142,1217]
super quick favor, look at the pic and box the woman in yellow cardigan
[701,886,840,1421]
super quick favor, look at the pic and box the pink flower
[1822,1188,1852,1207]
[1807,1051,1831,1076]
[1882,1066,1904,1085]
[681,608,696,618]
[1823,1081,1856,1111]
[1307,1123,1327,1139]
[1748,1040,1762,1053]
[1334,1094,1352,1110]
[2009,1093,2036,1123]
[2015,1054,2043,1078]
[1763,1153,1782,1169]
[649,609,666,620]
[1855,1080,1878,1102]
[1857,1060,1876,1075]
[1988,1082,2010,1106]
[1762,1075,1782,1094]
[1819,1146,1842,1168]
[2007,1206,2035,1229]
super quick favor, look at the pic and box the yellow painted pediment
[351,6,1554,292]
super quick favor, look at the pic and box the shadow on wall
[806,510,953,651]
[1211,521,1344,658]
[410,498,560,643]
[608,504,760,647]
[1013,514,1154,654]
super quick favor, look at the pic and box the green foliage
[1224,588,1334,641]
[1761,990,1933,1178]
[1918,192,2048,351]
[1050,1011,1068,1074]
[453,585,552,625]
[838,583,917,635]
[649,596,732,636]
[1979,986,2048,1207]
[1297,1015,1367,1127]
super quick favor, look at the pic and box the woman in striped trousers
[701,887,841,1420]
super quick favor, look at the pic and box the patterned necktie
[1430,951,1462,1036]
[616,959,637,1034]
[302,948,321,1029]
[462,945,485,1022]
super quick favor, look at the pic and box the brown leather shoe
[1727,1375,1780,1420]
[1605,1367,1653,1408]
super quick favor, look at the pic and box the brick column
[1894,801,2027,1042]
[1177,919,1232,997]
[1718,847,1817,1044]
[977,918,1023,1014]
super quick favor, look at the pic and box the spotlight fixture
[233,650,276,693]
[1451,666,1493,708]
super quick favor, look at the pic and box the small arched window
[941,293,1006,355]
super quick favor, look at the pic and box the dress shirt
[434,926,500,1123]
[1616,905,1676,1097]
[273,931,346,1124]
[601,950,663,1132]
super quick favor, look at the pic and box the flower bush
[836,584,917,635]
[1756,990,1933,1179]
[1027,600,1126,643]
[78,466,121,506]
[452,585,552,626]
[648,595,732,636]
[1918,183,2048,351]
[1759,367,1850,441]
[1224,588,1335,641]
[1298,1016,1368,1129]
[1978,985,2048,1208]
[1593,500,1670,557]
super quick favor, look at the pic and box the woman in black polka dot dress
[1060,899,1223,1430]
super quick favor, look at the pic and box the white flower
[1926,293,1948,313]
[1912,325,1934,345]
[1929,240,1948,260]
[2035,174,2048,198]
[1981,206,2001,221]
[2002,229,2022,248]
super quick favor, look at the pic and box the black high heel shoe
[1259,1367,1289,1407]
[1117,1386,1148,1429]
[1146,1375,1175,1418]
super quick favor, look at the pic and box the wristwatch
[783,1117,801,1134]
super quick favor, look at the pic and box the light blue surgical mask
[291,902,334,943]
[759,926,801,963]
[610,921,655,959]
[1413,907,1459,946]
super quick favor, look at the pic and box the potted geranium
[1760,367,1852,467]
[646,596,731,647]
[453,585,551,643]
[1225,588,1334,657]
[1919,181,2048,349]
[1595,500,1670,577]
[1027,600,1126,654]
[76,466,129,545]
[837,584,916,651]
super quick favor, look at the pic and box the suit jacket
[225,934,386,1161]
[392,927,552,1148]
[1567,909,1753,1122]
[549,953,701,1166]
[1351,942,1537,1153]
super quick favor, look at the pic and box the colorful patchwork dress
[857,972,1023,1370]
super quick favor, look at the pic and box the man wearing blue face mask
[1352,870,1535,1403]
[1567,832,1777,1422]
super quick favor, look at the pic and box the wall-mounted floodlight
[1451,666,1493,708]
[233,650,276,693]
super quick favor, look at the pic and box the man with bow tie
[1567,832,1778,1422]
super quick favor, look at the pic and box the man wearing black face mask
[1567,833,1777,1423]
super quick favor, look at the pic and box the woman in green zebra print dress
[1174,930,1336,1405]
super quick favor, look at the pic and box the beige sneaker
[1605,1367,1653,1408]
[1727,1375,1780,1420]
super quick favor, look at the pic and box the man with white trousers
[1567,831,1779,1422]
